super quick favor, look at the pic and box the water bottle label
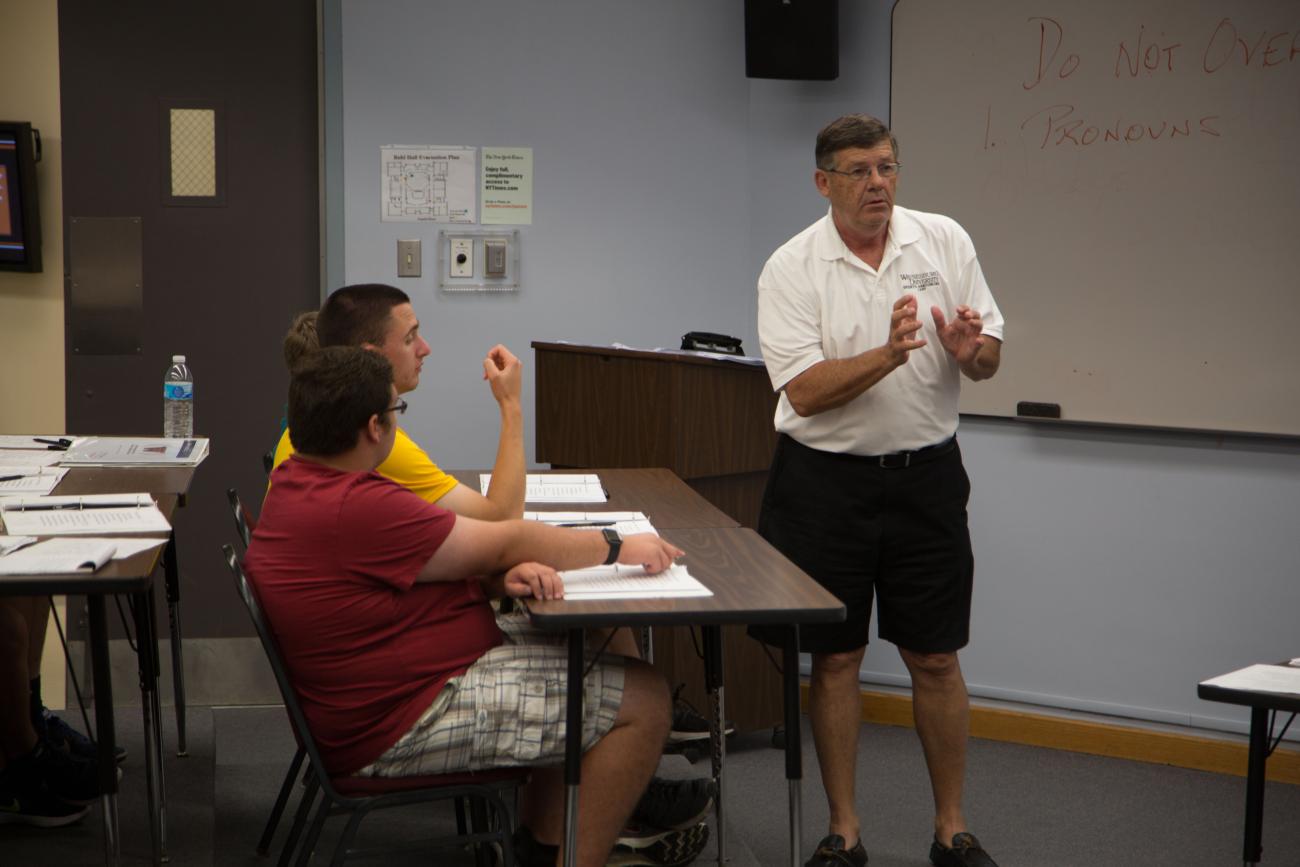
[164,383,193,401]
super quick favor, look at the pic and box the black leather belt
[868,435,957,469]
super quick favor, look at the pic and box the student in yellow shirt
[271,283,525,519]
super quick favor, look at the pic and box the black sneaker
[0,782,91,828]
[630,777,714,831]
[3,740,104,805]
[669,685,734,743]
[511,825,558,867]
[611,821,709,866]
[929,832,998,867]
[805,834,868,867]
[40,709,127,764]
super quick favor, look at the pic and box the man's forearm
[494,519,605,573]
[784,348,902,416]
[484,400,525,519]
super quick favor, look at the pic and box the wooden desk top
[54,465,197,498]
[446,468,740,529]
[524,527,844,629]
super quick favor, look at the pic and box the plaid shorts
[358,612,626,777]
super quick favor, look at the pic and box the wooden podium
[533,341,784,733]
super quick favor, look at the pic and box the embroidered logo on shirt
[899,271,941,292]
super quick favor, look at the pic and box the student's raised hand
[502,561,564,600]
[618,534,685,575]
[483,344,523,405]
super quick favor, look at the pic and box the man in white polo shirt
[753,114,1004,867]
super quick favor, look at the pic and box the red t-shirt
[245,456,503,775]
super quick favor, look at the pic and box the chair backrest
[222,543,337,791]
[226,488,255,550]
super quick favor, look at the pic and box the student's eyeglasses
[381,399,408,416]
[822,162,901,182]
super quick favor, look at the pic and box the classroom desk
[0,507,176,867]
[526,526,844,867]
[56,465,197,756]
[1198,665,1300,866]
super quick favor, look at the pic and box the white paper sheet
[0,467,68,495]
[1201,663,1300,696]
[0,494,171,536]
[58,437,209,467]
[482,473,607,503]
[557,563,711,600]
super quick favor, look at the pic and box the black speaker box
[745,0,839,81]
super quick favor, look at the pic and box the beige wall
[0,0,64,434]
[0,0,67,709]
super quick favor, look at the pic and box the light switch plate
[449,237,474,277]
[397,239,421,277]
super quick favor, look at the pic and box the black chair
[221,544,524,866]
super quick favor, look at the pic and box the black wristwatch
[602,527,622,565]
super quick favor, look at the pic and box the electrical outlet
[484,238,507,277]
[450,237,474,278]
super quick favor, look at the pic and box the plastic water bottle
[163,355,194,438]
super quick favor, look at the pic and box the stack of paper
[481,473,607,503]
[59,437,210,467]
[0,494,172,536]
[0,536,168,576]
[526,511,657,535]
[558,563,712,600]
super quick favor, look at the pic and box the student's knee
[615,659,671,738]
[811,646,867,681]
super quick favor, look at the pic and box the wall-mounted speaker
[745,0,839,81]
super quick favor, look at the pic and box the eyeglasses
[823,162,901,182]
[381,399,408,416]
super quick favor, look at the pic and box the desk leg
[87,597,120,867]
[1243,707,1268,866]
[132,589,168,864]
[162,534,188,756]
[782,627,802,867]
[563,628,584,867]
[702,626,726,867]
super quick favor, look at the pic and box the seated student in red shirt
[246,346,702,867]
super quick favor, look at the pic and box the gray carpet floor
[3,705,1298,866]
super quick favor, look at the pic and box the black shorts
[750,434,974,655]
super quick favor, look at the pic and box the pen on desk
[32,437,71,449]
[0,475,26,483]
[556,521,617,527]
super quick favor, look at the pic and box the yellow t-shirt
[271,426,460,503]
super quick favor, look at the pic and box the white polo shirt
[757,205,1005,456]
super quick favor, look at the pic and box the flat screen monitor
[0,121,42,273]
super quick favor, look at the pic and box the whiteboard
[891,0,1300,434]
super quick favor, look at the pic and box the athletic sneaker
[40,709,127,764]
[630,777,714,830]
[0,784,91,828]
[612,821,709,866]
[1,740,103,805]
[669,685,734,743]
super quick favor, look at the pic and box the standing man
[754,114,1004,867]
